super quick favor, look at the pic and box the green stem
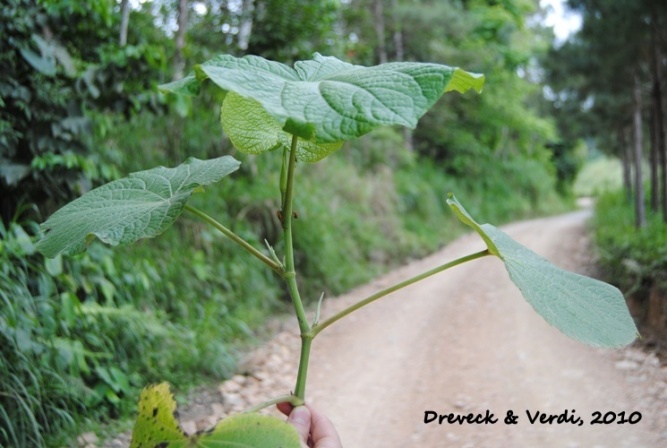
[280,147,288,208]
[184,205,283,275]
[311,249,491,337]
[294,334,312,399]
[282,137,309,332]
[282,135,311,401]
[244,394,304,413]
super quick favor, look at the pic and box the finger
[307,405,342,448]
[276,401,294,417]
[287,405,312,445]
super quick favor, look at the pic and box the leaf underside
[447,194,638,347]
[36,156,240,258]
[160,53,484,158]
[221,92,343,162]
[130,383,301,448]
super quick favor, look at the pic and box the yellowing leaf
[130,383,301,448]
[130,383,185,447]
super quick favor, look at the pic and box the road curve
[304,209,665,447]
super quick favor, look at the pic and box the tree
[546,0,667,225]
[379,1,556,185]
[119,0,131,45]
[633,74,647,227]
[246,0,340,62]
[0,0,167,223]
[172,0,189,80]
[372,0,388,64]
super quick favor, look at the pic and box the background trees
[545,0,667,227]
[543,0,667,349]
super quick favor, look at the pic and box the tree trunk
[620,128,633,202]
[649,8,665,217]
[172,0,189,81]
[391,0,403,62]
[632,74,646,228]
[238,0,254,51]
[119,0,130,46]
[373,0,387,64]
[650,100,659,212]
[651,11,667,223]
[658,82,667,224]
[390,0,412,151]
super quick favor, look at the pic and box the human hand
[277,402,343,448]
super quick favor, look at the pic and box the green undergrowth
[592,189,667,296]
[2,102,568,446]
[573,156,623,197]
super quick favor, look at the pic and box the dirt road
[301,209,666,447]
[104,209,667,448]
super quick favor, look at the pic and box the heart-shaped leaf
[36,156,240,257]
[130,383,300,448]
[447,194,638,347]
[160,53,484,146]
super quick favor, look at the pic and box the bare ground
[102,209,667,448]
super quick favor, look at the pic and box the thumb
[287,406,312,445]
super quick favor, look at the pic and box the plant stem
[294,334,313,399]
[184,205,283,275]
[282,136,309,333]
[280,147,288,207]
[282,135,312,401]
[311,249,491,337]
[244,394,304,413]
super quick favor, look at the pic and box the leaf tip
[445,69,485,94]
[159,74,201,97]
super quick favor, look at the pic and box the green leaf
[221,92,342,162]
[446,194,498,256]
[201,413,301,448]
[447,194,638,347]
[36,156,240,257]
[130,383,301,448]
[19,48,56,76]
[161,53,484,145]
[45,254,63,276]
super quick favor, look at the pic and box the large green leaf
[130,383,300,448]
[36,156,240,258]
[160,53,484,146]
[447,194,638,347]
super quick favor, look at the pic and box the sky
[540,0,582,44]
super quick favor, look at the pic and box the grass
[573,156,623,197]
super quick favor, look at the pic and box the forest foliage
[0,0,581,445]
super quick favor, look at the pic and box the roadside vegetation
[592,191,667,342]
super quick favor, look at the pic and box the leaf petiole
[311,249,492,337]
[184,205,283,275]
[243,394,304,413]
